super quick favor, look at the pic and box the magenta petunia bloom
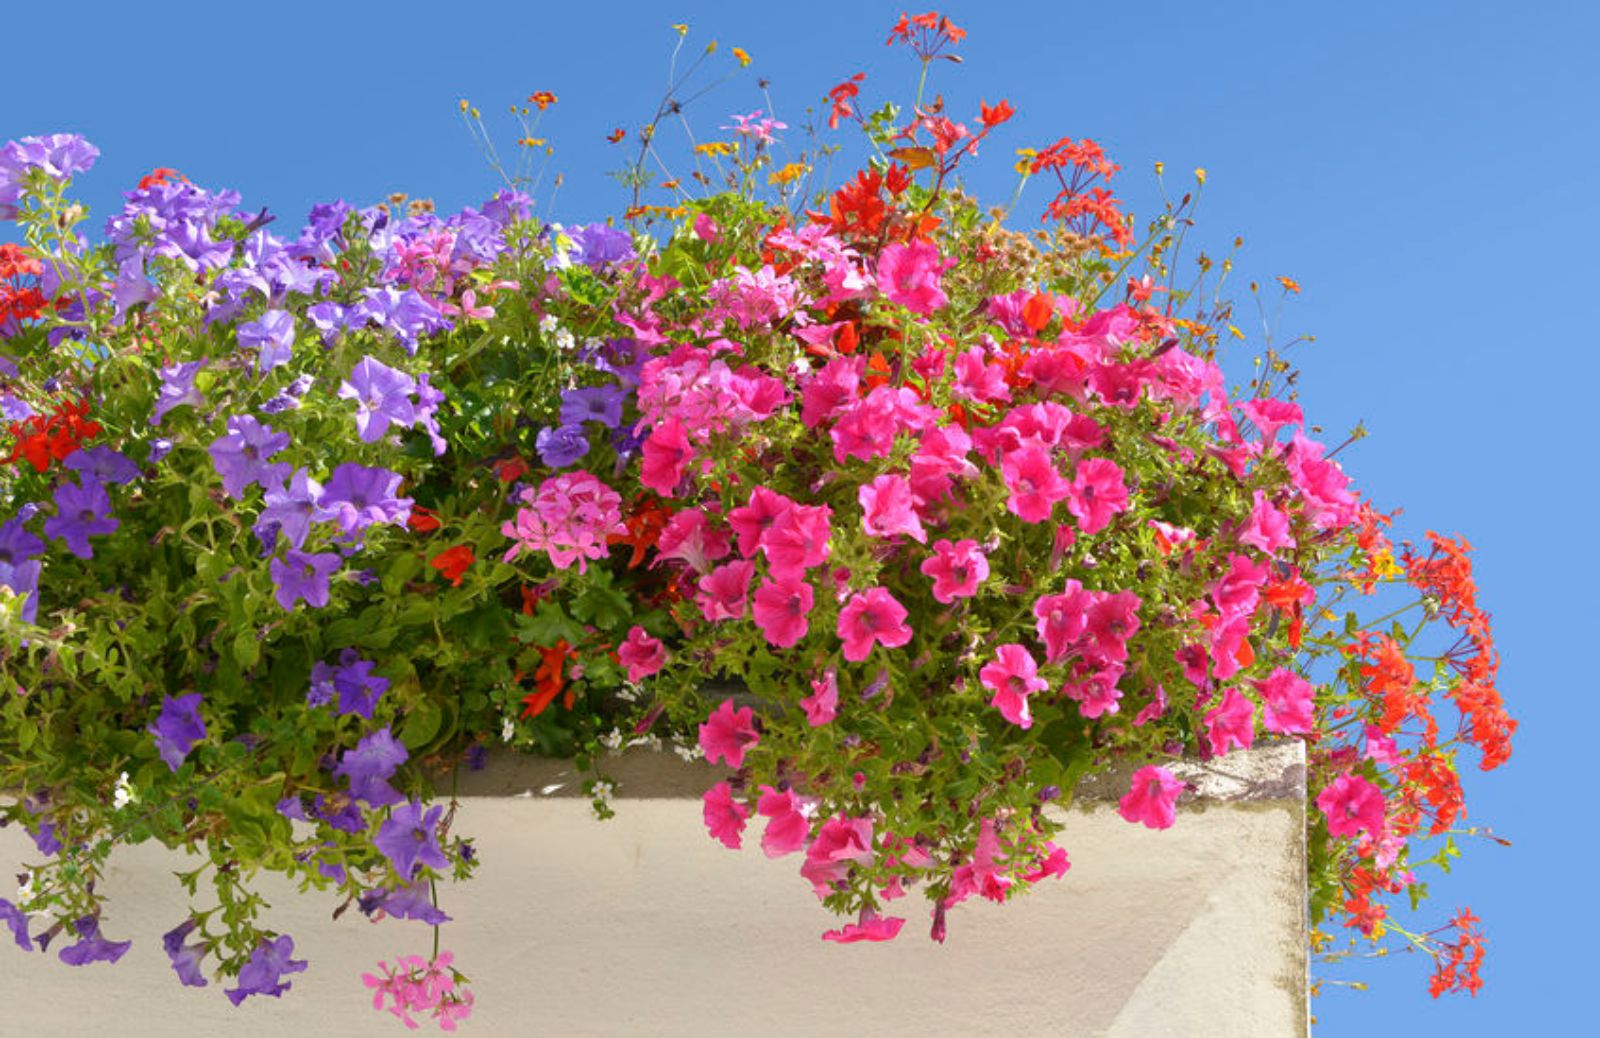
[1066,457,1130,535]
[876,239,948,314]
[617,626,667,682]
[702,782,748,850]
[1238,397,1303,446]
[1082,589,1142,666]
[1001,446,1071,523]
[980,643,1047,730]
[639,417,693,496]
[800,669,839,726]
[920,538,989,603]
[763,503,832,579]
[654,508,731,573]
[822,908,906,944]
[699,699,759,768]
[858,473,926,543]
[1239,489,1296,555]
[800,815,875,896]
[1203,686,1256,757]
[836,587,913,662]
[757,785,811,857]
[751,575,814,648]
[727,486,793,559]
[1316,772,1387,839]
[1033,581,1092,663]
[1118,765,1184,830]
[696,559,756,622]
[1255,667,1315,734]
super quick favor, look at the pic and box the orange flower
[528,90,558,111]
[520,641,574,719]
[606,128,626,144]
[429,545,474,587]
[979,98,1015,129]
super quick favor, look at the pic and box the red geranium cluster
[5,397,100,473]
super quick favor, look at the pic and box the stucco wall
[0,742,1307,1036]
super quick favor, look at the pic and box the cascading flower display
[0,10,1513,1027]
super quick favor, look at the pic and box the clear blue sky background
[4,0,1591,1030]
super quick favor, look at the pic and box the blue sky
[5,0,1592,1030]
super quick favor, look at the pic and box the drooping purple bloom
[42,478,119,559]
[375,801,449,879]
[338,355,416,443]
[0,392,31,421]
[149,692,206,771]
[31,819,62,856]
[314,463,411,539]
[0,513,45,565]
[304,301,347,344]
[333,727,408,807]
[0,134,99,208]
[0,559,41,623]
[64,445,139,486]
[310,794,367,833]
[238,309,296,375]
[208,414,290,499]
[349,287,451,354]
[535,424,589,468]
[0,899,32,951]
[268,549,341,611]
[568,223,635,269]
[559,385,626,430]
[256,469,322,550]
[413,373,447,456]
[162,919,208,987]
[358,880,450,926]
[260,373,314,415]
[307,649,389,719]
[57,916,132,966]
[150,360,206,426]
[224,935,307,1005]
[147,438,173,464]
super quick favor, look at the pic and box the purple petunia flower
[208,414,290,499]
[256,469,323,550]
[238,309,296,375]
[43,478,119,559]
[224,935,307,1005]
[311,794,367,833]
[260,373,314,415]
[304,301,348,344]
[150,360,206,427]
[0,559,41,623]
[162,919,208,987]
[332,726,408,808]
[0,134,99,209]
[559,385,626,430]
[64,445,139,486]
[268,549,341,610]
[0,513,45,566]
[413,373,447,456]
[307,649,389,719]
[146,438,173,464]
[149,692,206,771]
[0,899,32,951]
[375,801,449,880]
[535,424,589,468]
[568,223,635,269]
[358,880,450,926]
[481,189,533,228]
[314,463,412,540]
[338,355,416,443]
[31,819,62,856]
[0,392,31,421]
[349,287,450,355]
[57,917,132,966]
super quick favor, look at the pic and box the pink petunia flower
[757,785,811,857]
[654,508,731,573]
[751,576,815,648]
[953,347,1011,405]
[1255,666,1315,734]
[858,473,926,543]
[703,781,749,849]
[727,486,794,559]
[1033,580,1092,662]
[1363,725,1402,767]
[639,417,693,496]
[800,669,839,726]
[1063,661,1124,720]
[1065,457,1130,535]
[1238,397,1304,446]
[947,818,1013,905]
[617,626,667,682]
[699,699,759,768]
[822,908,906,944]
[696,559,756,622]
[876,239,948,314]
[1238,489,1296,555]
[836,587,913,662]
[800,815,875,896]
[763,503,833,579]
[1001,445,1071,523]
[920,538,989,603]
[1316,772,1387,839]
[1203,685,1256,757]
[1083,589,1142,666]
[1117,765,1184,830]
[1023,842,1071,884]
[980,644,1047,730]
[1133,683,1170,727]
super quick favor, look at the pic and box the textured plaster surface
[0,743,1306,1036]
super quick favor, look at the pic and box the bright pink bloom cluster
[500,471,626,572]
[361,951,474,1031]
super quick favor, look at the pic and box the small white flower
[16,872,34,906]
[112,771,136,810]
[538,313,560,334]
[673,741,706,763]
[501,717,516,743]
[598,728,624,752]
[554,327,576,353]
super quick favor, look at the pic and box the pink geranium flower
[702,781,749,849]
[696,559,756,622]
[920,538,989,603]
[858,473,926,543]
[800,815,876,896]
[876,239,948,314]
[1316,772,1387,839]
[639,417,693,496]
[751,575,814,648]
[757,785,811,857]
[837,587,913,662]
[1001,446,1071,523]
[1065,457,1129,535]
[1203,686,1256,757]
[1033,580,1092,662]
[1238,490,1296,555]
[980,644,1047,730]
[1255,666,1315,734]
[822,908,906,944]
[1117,765,1184,830]
[801,669,839,726]
[699,699,759,768]
[617,626,667,682]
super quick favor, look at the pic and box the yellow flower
[1194,167,1207,185]
[768,162,808,186]
[695,141,736,157]
[671,22,688,36]
[732,47,752,67]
